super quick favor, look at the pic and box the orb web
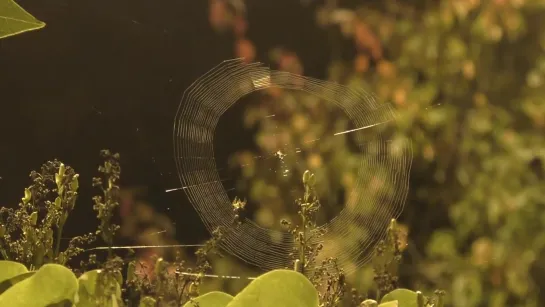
[173,59,412,274]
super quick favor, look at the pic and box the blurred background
[1,0,545,306]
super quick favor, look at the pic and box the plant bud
[55,173,61,188]
[22,188,32,204]
[70,174,79,191]
[417,291,425,307]
[293,259,302,272]
[29,211,38,226]
[154,257,166,276]
[58,163,65,177]
[388,219,397,232]
[54,196,62,209]
[302,170,311,184]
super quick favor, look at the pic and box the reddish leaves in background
[353,19,382,60]
[234,15,248,37]
[209,0,231,31]
[235,38,256,62]
[208,0,255,62]
[354,54,370,73]
[278,50,303,75]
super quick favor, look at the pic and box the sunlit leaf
[0,264,78,307]
[226,269,319,307]
[183,291,234,307]
[0,261,34,295]
[380,289,418,307]
[0,271,35,295]
[0,0,45,39]
[0,260,28,284]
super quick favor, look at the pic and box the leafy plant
[77,269,122,307]
[0,148,439,306]
[92,150,122,258]
[0,151,229,306]
[0,0,45,39]
[0,160,95,269]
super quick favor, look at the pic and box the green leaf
[0,260,28,284]
[226,269,319,307]
[0,264,78,307]
[47,299,73,307]
[378,301,399,307]
[183,291,234,307]
[381,289,418,307]
[77,269,122,307]
[0,0,45,39]
[0,272,34,295]
[138,296,157,307]
[0,261,34,295]
[360,299,379,307]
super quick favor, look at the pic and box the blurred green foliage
[212,0,545,306]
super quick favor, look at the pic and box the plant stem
[55,222,64,259]
[300,209,306,275]
[0,246,9,260]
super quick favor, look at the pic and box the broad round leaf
[0,260,28,284]
[183,291,234,307]
[0,264,78,307]
[0,261,34,295]
[0,272,35,295]
[378,301,399,307]
[226,269,319,307]
[380,289,418,307]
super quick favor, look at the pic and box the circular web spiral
[173,59,412,274]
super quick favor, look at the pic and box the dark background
[0,0,330,243]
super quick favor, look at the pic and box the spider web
[173,58,412,274]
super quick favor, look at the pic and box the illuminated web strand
[87,245,258,281]
[173,59,412,274]
[179,272,256,280]
[86,244,205,251]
